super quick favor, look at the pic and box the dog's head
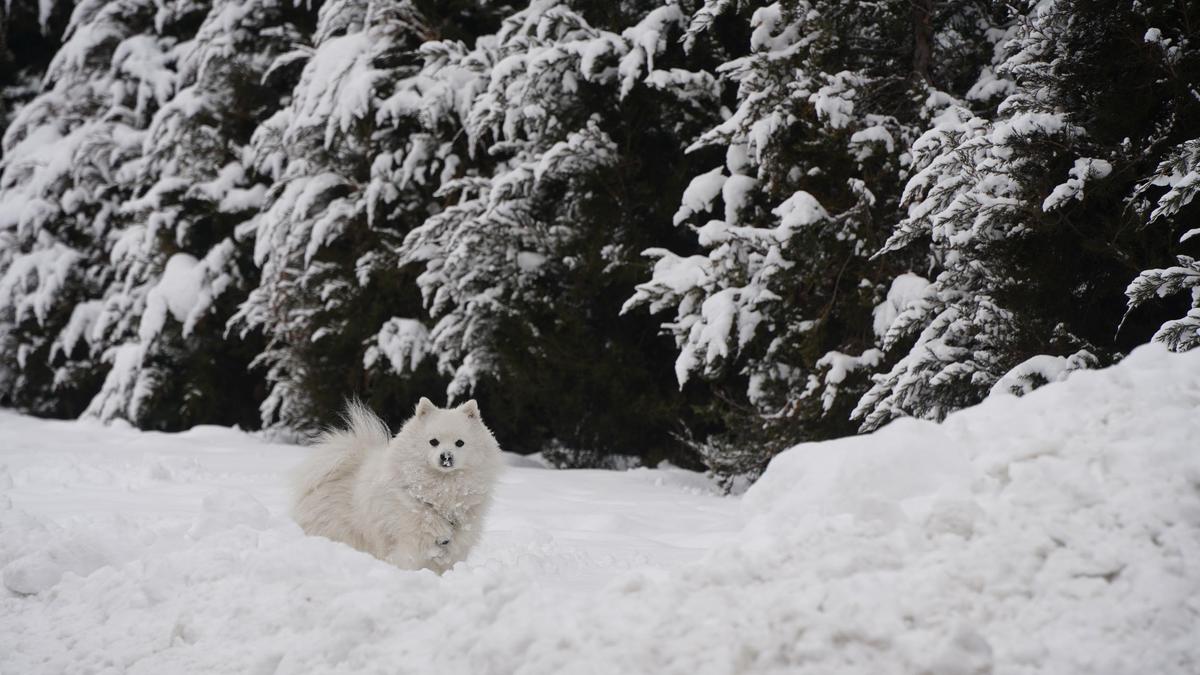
[410,397,499,473]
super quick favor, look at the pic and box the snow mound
[2,344,1199,673]
[733,343,1200,673]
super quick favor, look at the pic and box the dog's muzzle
[438,451,455,469]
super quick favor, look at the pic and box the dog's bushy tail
[291,399,390,505]
[322,398,391,451]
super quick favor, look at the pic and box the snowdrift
[2,345,1199,674]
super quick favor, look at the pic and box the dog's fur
[291,398,503,573]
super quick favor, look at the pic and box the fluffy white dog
[291,397,503,573]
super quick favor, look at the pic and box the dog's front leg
[428,520,453,556]
[419,517,455,573]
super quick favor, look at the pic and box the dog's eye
[429,439,440,447]
[455,439,464,447]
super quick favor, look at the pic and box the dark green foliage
[622,0,1014,476]
[1,0,1197,482]
[859,0,1200,429]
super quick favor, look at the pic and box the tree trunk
[912,0,934,84]
[0,2,11,74]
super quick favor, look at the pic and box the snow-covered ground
[2,345,1199,674]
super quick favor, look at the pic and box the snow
[84,342,157,423]
[771,190,828,231]
[873,272,931,339]
[674,166,726,225]
[4,344,1200,673]
[849,125,896,155]
[989,351,1094,397]
[748,3,800,52]
[810,73,861,130]
[516,251,547,272]
[110,34,176,120]
[1041,158,1112,212]
[721,174,757,226]
[286,32,378,150]
[364,317,431,374]
[1143,140,1200,224]
[991,111,1072,147]
[966,66,1014,101]
[35,0,59,33]
[617,5,686,98]
[51,299,102,360]
[139,254,203,341]
[813,349,884,412]
[140,243,236,342]
[0,240,81,326]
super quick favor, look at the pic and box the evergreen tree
[1,0,73,135]
[83,0,304,428]
[1125,139,1200,351]
[624,0,1007,477]
[858,0,1200,430]
[231,0,439,433]
[1,0,1196,476]
[0,0,180,415]
[391,0,721,460]
[1,0,53,143]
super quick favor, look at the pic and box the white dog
[291,398,503,573]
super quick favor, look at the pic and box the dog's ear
[458,399,479,419]
[415,397,436,418]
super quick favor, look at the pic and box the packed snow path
[2,345,1200,674]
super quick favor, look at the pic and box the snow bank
[739,344,1200,673]
[2,344,1199,674]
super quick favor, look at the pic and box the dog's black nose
[439,451,454,468]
